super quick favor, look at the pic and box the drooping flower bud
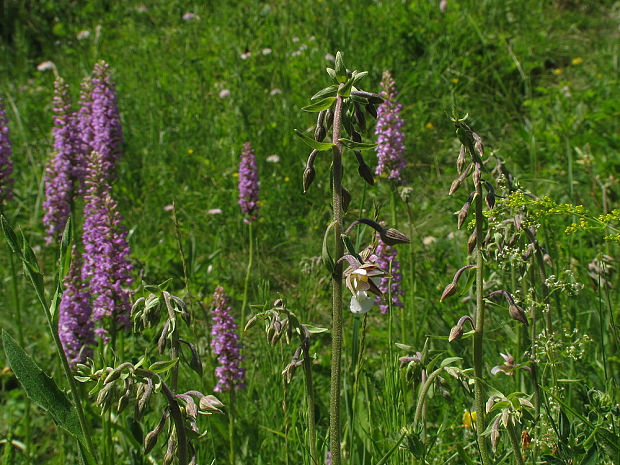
[448,324,464,342]
[354,151,374,186]
[440,282,458,303]
[353,102,366,132]
[467,230,477,254]
[457,192,475,229]
[456,145,466,174]
[342,187,352,212]
[315,110,326,142]
[509,304,529,326]
[365,102,377,119]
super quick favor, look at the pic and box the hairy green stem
[240,222,253,332]
[473,177,491,465]
[302,336,317,464]
[506,419,525,465]
[329,86,345,465]
[229,390,235,465]
[413,367,443,427]
[162,292,180,394]
[405,202,417,346]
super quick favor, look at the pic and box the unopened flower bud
[342,187,351,212]
[350,90,384,104]
[457,146,466,174]
[543,253,552,267]
[158,320,170,354]
[472,166,481,188]
[353,102,366,132]
[365,103,377,119]
[380,227,410,245]
[485,191,495,210]
[351,129,362,143]
[448,324,463,342]
[144,430,159,455]
[303,165,316,193]
[468,231,477,254]
[509,304,529,326]
[325,108,334,129]
[354,151,374,186]
[440,282,458,302]
[449,178,462,196]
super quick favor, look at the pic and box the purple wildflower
[375,70,406,184]
[0,96,13,207]
[211,286,245,393]
[238,141,259,222]
[81,151,132,339]
[326,451,331,465]
[80,61,123,180]
[374,229,404,314]
[43,78,84,244]
[59,245,95,364]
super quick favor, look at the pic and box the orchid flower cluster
[42,61,131,362]
[375,70,406,184]
[238,141,259,223]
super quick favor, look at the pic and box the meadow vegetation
[0,1,618,464]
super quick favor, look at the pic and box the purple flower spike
[84,61,124,180]
[59,245,95,364]
[211,286,245,393]
[238,141,259,223]
[43,78,83,244]
[375,70,406,184]
[0,96,14,207]
[81,151,132,339]
[374,228,404,314]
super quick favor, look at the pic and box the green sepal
[294,129,334,151]
[1,331,84,442]
[341,234,363,264]
[335,51,347,83]
[352,71,368,85]
[302,97,336,112]
[339,138,378,150]
[311,85,338,101]
[49,283,63,327]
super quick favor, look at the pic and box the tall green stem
[405,203,417,346]
[506,418,525,465]
[473,176,491,465]
[240,222,253,331]
[302,330,317,464]
[329,86,345,465]
[229,390,235,465]
[162,292,180,394]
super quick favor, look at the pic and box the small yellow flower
[232,172,239,178]
[284,176,290,182]
[597,73,602,78]
[451,78,459,84]
[187,149,194,154]
[462,410,476,428]
[571,57,583,66]
[426,122,434,130]
[553,68,562,75]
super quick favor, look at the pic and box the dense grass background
[1,0,618,464]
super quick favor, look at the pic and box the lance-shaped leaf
[2,331,84,442]
[335,51,347,83]
[294,129,334,151]
[338,138,377,150]
[311,85,338,101]
[302,97,336,112]
[338,77,354,98]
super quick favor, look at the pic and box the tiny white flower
[262,48,272,55]
[270,88,282,96]
[219,89,231,98]
[266,154,280,163]
[76,30,90,40]
[37,61,55,72]
[208,208,222,215]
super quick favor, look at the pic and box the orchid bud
[467,230,477,254]
[380,227,410,246]
[354,151,374,186]
[303,165,316,193]
[350,90,384,104]
[457,145,466,174]
[448,324,463,342]
[325,108,334,129]
[365,102,377,119]
[342,187,351,212]
[353,102,366,131]
[509,304,529,326]
[351,129,362,143]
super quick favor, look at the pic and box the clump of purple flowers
[375,70,406,184]
[0,96,13,207]
[81,151,132,339]
[79,61,124,181]
[374,230,404,314]
[211,286,245,393]
[238,141,259,222]
[59,246,95,364]
[43,78,84,244]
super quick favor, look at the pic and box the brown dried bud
[509,304,529,326]
[448,324,464,342]
[342,187,352,212]
[468,231,477,254]
[365,103,377,119]
[440,282,458,302]
[380,227,410,246]
[449,178,462,196]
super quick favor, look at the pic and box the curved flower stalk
[81,151,132,339]
[375,70,406,184]
[0,96,13,208]
[59,245,95,364]
[43,78,83,244]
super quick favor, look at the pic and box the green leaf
[439,357,462,368]
[148,358,179,374]
[326,68,337,82]
[294,129,334,151]
[1,214,21,258]
[580,445,598,465]
[304,324,329,334]
[322,221,336,275]
[2,331,84,441]
[302,97,336,112]
[335,51,347,83]
[311,85,338,101]
[49,284,62,327]
[352,71,368,85]
[338,138,377,150]
[338,77,354,98]
[341,234,363,264]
